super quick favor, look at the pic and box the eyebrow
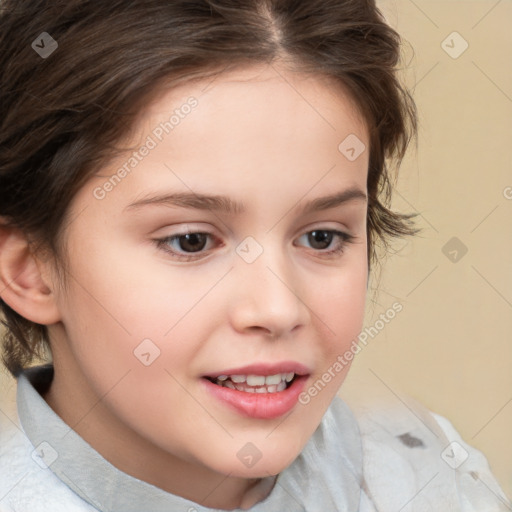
[125,187,367,215]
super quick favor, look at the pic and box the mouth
[201,363,310,419]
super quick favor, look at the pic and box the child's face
[46,64,368,495]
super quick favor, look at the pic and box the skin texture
[2,64,370,509]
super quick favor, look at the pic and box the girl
[0,0,509,510]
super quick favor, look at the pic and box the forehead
[78,63,369,219]
[139,63,368,145]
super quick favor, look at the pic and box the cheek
[55,244,213,401]
[60,232,204,338]
[56,278,203,453]
[319,257,368,344]
[305,256,367,398]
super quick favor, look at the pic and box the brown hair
[0,0,416,377]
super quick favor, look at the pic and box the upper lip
[203,361,311,378]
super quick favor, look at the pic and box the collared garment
[0,365,510,511]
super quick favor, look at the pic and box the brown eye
[307,230,334,250]
[295,229,354,258]
[174,233,209,253]
[155,231,217,261]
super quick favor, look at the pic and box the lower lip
[201,376,309,420]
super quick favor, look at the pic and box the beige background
[0,0,510,502]
[343,0,512,500]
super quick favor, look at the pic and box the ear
[0,226,61,325]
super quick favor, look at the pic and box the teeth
[265,374,282,385]
[214,373,295,385]
[212,372,297,393]
[246,375,266,386]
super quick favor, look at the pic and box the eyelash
[154,229,354,262]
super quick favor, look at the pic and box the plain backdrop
[0,0,511,502]
[343,0,512,500]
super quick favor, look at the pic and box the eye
[154,228,354,262]
[155,232,219,261]
[295,229,354,257]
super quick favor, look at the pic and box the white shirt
[0,365,510,511]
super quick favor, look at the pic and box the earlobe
[0,227,61,325]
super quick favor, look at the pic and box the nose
[228,242,310,339]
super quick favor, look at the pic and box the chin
[215,441,304,479]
